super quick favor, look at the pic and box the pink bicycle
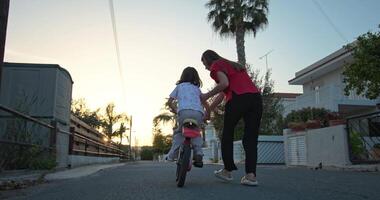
[176,118,201,187]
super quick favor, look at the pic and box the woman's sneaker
[240,175,258,186]
[214,169,233,181]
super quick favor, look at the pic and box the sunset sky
[4,0,380,146]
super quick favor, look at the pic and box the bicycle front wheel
[176,144,191,187]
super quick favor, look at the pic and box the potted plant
[305,119,321,129]
[288,121,307,132]
[327,112,346,126]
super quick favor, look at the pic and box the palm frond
[206,0,269,37]
[153,113,175,127]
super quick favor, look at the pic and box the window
[315,86,320,105]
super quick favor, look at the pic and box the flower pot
[306,120,321,129]
[288,122,307,132]
[369,148,380,160]
[329,119,346,126]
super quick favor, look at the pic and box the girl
[166,66,208,168]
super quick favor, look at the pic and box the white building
[288,46,380,116]
[273,93,302,117]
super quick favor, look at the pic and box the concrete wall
[306,125,351,167]
[284,125,351,168]
[69,155,120,168]
[55,123,70,168]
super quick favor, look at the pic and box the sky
[4,0,380,146]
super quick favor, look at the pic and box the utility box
[0,62,73,168]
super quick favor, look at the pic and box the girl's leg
[166,128,184,160]
[191,136,204,156]
[242,93,262,175]
[180,109,204,156]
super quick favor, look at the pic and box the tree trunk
[235,26,246,66]
[0,0,10,92]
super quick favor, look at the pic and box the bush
[350,131,366,158]
[140,146,154,160]
[0,144,56,170]
[284,107,331,128]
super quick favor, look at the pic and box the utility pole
[259,49,274,70]
[0,0,10,92]
[129,115,132,160]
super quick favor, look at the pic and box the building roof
[288,45,353,85]
[4,62,73,83]
[273,92,302,99]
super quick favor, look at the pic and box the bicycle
[175,118,202,187]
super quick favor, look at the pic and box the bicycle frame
[175,118,202,187]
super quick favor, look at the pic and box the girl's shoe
[193,155,203,168]
[240,175,258,186]
[164,155,175,162]
[214,169,233,181]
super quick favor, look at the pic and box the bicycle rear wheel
[176,143,191,187]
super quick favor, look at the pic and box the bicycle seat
[182,118,199,127]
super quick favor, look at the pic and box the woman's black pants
[222,92,263,175]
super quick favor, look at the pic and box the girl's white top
[169,82,204,114]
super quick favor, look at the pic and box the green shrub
[350,131,366,157]
[140,146,154,160]
[284,107,330,128]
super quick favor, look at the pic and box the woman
[200,50,262,186]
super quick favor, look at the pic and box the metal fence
[346,111,380,164]
[0,104,61,170]
[69,126,126,158]
[0,104,127,170]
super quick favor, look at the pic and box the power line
[109,0,127,101]
[312,0,349,43]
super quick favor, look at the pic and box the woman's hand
[203,110,211,121]
[200,93,209,102]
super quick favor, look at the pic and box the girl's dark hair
[201,49,246,71]
[177,66,202,87]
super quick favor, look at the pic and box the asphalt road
[2,161,380,200]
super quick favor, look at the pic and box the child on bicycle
[165,66,209,168]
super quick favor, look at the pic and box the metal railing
[69,126,126,158]
[0,104,59,170]
[0,104,57,150]
[346,111,380,164]
[0,104,127,170]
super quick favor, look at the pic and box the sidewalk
[45,163,125,180]
[0,162,126,190]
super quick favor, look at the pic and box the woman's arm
[209,93,224,111]
[201,99,211,120]
[201,71,229,101]
[203,92,224,121]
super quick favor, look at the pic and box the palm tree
[206,0,269,66]
[153,98,177,129]
[101,103,129,142]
